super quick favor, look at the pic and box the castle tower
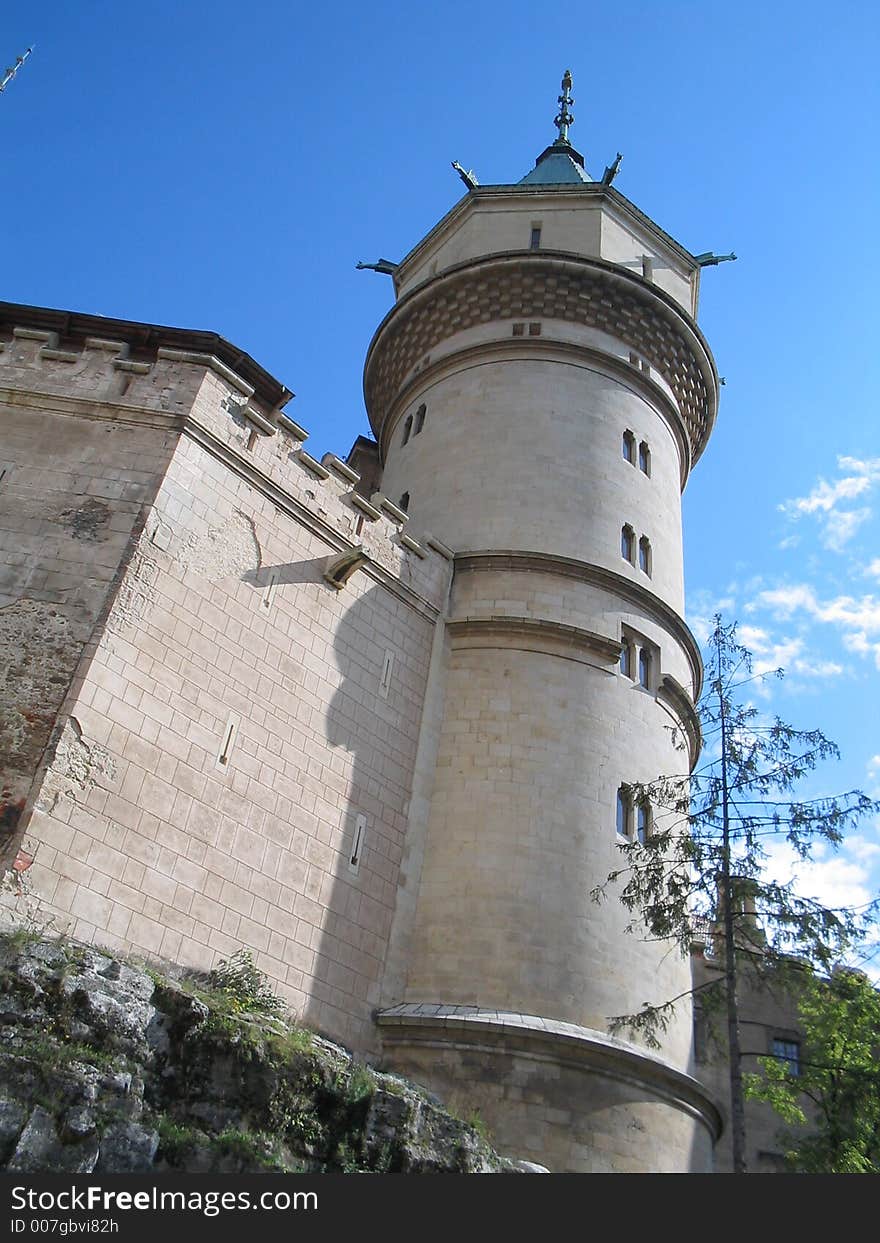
[368,74,722,1171]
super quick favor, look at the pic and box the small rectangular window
[348,814,367,875]
[616,787,630,838]
[379,650,394,699]
[512,323,525,336]
[529,226,542,250]
[636,803,650,844]
[261,570,278,611]
[528,322,541,336]
[216,713,241,770]
[621,525,635,564]
[693,1008,708,1063]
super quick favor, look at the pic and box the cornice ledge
[447,615,620,665]
[658,674,703,771]
[376,1003,722,1139]
[453,550,703,700]
[364,251,718,464]
[156,347,254,399]
[0,385,184,430]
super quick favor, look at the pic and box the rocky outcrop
[0,931,532,1173]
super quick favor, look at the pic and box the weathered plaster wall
[0,329,179,844]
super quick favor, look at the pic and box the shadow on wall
[241,557,426,1055]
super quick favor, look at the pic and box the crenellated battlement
[0,305,451,616]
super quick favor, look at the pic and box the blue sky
[3,2,879,956]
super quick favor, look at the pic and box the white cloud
[762,838,874,912]
[779,456,880,551]
[754,583,880,669]
[822,507,872,551]
[737,625,769,650]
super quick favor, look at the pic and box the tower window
[621,524,635,564]
[622,430,636,464]
[638,647,651,690]
[616,786,631,838]
[414,404,426,434]
[639,441,651,475]
[620,639,633,678]
[636,803,651,844]
[529,225,542,250]
[638,535,652,576]
[399,491,410,512]
[402,414,413,446]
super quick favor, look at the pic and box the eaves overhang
[393,181,700,296]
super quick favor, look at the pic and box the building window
[622,429,636,464]
[639,441,651,475]
[402,414,413,446]
[639,535,652,576]
[621,524,635,564]
[399,491,410,512]
[771,1038,800,1076]
[693,1006,708,1063]
[636,802,651,844]
[530,225,542,249]
[216,712,241,771]
[379,650,394,700]
[638,647,651,689]
[348,813,367,876]
[620,639,633,678]
[414,404,426,434]
[616,786,631,838]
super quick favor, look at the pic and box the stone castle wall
[0,315,451,1054]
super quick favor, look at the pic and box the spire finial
[554,69,574,144]
[0,46,34,95]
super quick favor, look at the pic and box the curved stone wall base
[377,1005,721,1173]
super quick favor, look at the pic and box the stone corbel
[323,546,370,590]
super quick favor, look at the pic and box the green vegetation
[593,618,879,1173]
[206,948,286,1016]
[746,968,880,1172]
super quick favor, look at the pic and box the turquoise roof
[518,142,592,186]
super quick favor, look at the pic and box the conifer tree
[593,617,878,1173]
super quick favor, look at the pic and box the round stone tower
[367,74,722,1172]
